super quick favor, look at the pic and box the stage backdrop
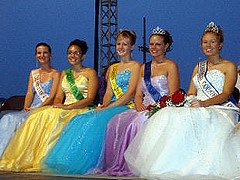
[0,0,239,98]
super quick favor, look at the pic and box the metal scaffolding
[99,0,118,75]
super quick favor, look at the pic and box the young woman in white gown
[125,22,240,180]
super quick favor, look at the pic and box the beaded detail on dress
[193,70,225,101]
[141,75,169,106]
[111,70,131,102]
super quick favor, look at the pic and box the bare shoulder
[52,68,60,73]
[131,60,141,66]
[31,68,40,73]
[52,69,61,76]
[221,59,236,72]
[109,62,119,69]
[222,59,236,67]
[191,64,199,77]
[129,60,141,69]
[140,64,145,76]
[165,58,178,68]
[84,67,97,77]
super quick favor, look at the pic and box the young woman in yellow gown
[0,39,98,172]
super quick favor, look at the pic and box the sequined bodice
[31,79,53,108]
[111,70,131,101]
[62,75,89,105]
[141,75,169,106]
[193,69,225,101]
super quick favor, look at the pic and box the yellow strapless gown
[0,75,92,172]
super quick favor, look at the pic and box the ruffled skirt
[125,106,240,179]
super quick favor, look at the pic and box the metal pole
[143,17,146,63]
[94,0,100,73]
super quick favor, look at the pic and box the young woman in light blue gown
[42,30,141,174]
[125,22,240,179]
[0,42,60,157]
[98,27,180,176]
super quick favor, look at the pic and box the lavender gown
[98,75,169,176]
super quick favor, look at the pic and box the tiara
[152,26,166,35]
[205,22,219,33]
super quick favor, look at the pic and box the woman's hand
[24,106,31,112]
[190,99,204,107]
[135,102,146,112]
[53,104,69,110]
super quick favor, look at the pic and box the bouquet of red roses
[146,89,187,117]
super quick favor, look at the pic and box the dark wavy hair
[68,39,88,55]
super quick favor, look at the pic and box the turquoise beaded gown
[42,70,131,174]
[0,79,52,157]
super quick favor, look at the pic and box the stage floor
[0,171,143,179]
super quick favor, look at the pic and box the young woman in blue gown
[0,42,60,157]
[42,29,141,174]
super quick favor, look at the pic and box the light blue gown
[43,70,131,174]
[0,79,52,157]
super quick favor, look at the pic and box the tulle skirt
[99,108,148,176]
[42,105,129,174]
[125,106,240,179]
[0,110,29,157]
[0,106,89,172]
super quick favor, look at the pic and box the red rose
[159,95,169,102]
[159,101,167,108]
[158,95,170,108]
[146,104,153,110]
[171,90,185,104]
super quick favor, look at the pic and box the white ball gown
[125,68,240,180]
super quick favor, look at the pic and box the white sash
[32,69,49,102]
[197,61,238,109]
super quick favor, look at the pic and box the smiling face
[35,45,51,65]
[149,35,169,58]
[201,32,222,57]
[115,36,134,57]
[67,45,84,66]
